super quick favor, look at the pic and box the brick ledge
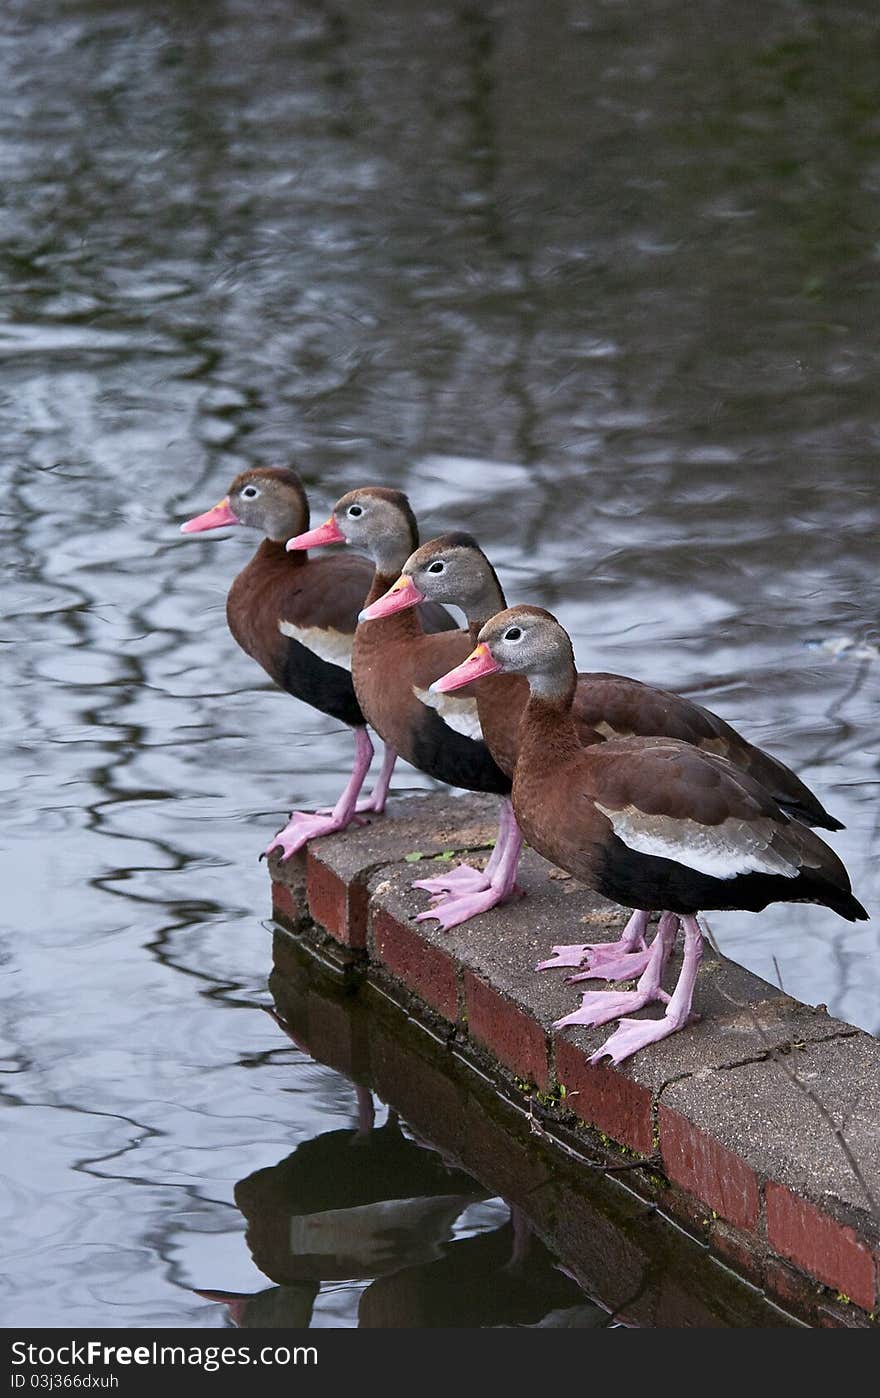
[267,793,879,1326]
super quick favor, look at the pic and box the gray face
[403,543,498,616]
[331,491,413,573]
[478,610,574,693]
[228,475,307,541]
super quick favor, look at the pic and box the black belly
[408,707,511,796]
[596,836,849,919]
[277,639,365,728]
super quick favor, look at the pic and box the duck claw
[413,862,490,896]
[263,809,362,860]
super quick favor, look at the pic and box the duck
[430,606,866,1064]
[286,488,517,928]
[179,466,451,858]
[361,532,844,976]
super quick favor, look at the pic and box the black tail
[810,810,845,833]
[777,797,845,832]
[839,900,867,922]
[827,891,869,922]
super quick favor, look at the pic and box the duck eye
[241,485,259,500]
[347,504,364,518]
[427,560,445,574]
[504,627,523,642]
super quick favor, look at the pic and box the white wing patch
[412,685,484,741]
[595,803,800,880]
[278,620,353,671]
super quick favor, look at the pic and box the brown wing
[275,551,374,634]
[573,673,839,829]
[582,737,835,882]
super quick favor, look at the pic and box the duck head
[358,532,506,625]
[286,486,419,577]
[180,466,309,542]
[431,605,576,699]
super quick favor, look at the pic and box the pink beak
[179,497,241,533]
[286,516,345,551]
[429,643,502,694]
[193,1291,247,1325]
[358,574,425,622]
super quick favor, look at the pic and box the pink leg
[554,913,678,1031]
[413,797,513,897]
[264,727,375,860]
[415,807,524,931]
[355,1084,375,1138]
[505,1204,530,1273]
[536,909,652,977]
[590,914,704,1065]
[316,739,398,815]
[356,741,396,814]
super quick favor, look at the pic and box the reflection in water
[1,0,877,1325]
[197,1099,587,1329]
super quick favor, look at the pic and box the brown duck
[180,467,450,856]
[432,606,866,1063]
[362,531,844,974]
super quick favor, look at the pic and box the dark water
[1,0,877,1326]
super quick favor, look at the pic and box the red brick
[271,879,303,930]
[306,853,368,948]
[765,1182,876,1312]
[660,1106,760,1231]
[464,971,550,1090]
[553,1036,654,1156]
[371,908,459,1022]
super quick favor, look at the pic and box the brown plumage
[181,467,453,859]
[285,488,514,933]
[431,607,866,1063]
[227,538,374,729]
[290,488,509,796]
[183,466,369,728]
[472,606,864,920]
[384,533,842,831]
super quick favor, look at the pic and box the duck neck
[256,538,305,569]
[466,575,508,642]
[518,673,582,763]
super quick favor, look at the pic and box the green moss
[644,1171,667,1190]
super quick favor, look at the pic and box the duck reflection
[196,1095,480,1327]
[197,1090,588,1328]
[358,1206,588,1328]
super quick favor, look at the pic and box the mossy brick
[553,1035,654,1156]
[662,1034,880,1248]
[660,1106,761,1230]
[295,792,498,947]
[370,903,459,1022]
[765,1184,876,1313]
[711,1218,767,1290]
